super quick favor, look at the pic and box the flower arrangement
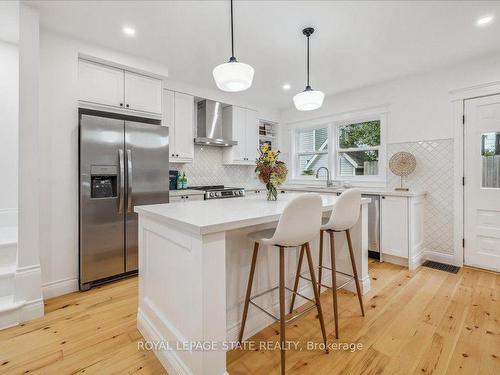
[255,143,288,201]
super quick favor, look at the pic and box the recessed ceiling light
[476,15,494,27]
[282,83,291,91]
[122,26,136,37]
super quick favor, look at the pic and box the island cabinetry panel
[223,106,259,165]
[163,90,194,163]
[78,59,163,116]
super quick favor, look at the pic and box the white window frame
[289,107,387,184]
[333,114,387,182]
[293,125,331,180]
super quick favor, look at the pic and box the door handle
[127,149,133,213]
[118,149,124,214]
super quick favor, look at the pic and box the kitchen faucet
[315,167,333,187]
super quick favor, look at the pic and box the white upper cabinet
[78,59,163,116]
[245,109,259,162]
[163,90,194,163]
[79,60,124,108]
[223,106,259,165]
[124,71,163,114]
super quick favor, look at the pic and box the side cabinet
[380,195,425,270]
[163,90,194,163]
[222,106,259,165]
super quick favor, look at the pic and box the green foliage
[301,168,315,176]
[339,121,380,149]
[483,149,495,157]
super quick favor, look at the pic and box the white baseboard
[19,298,44,322]
[0,208,17,228]
[42,277,78,299]
[137,309,194,375]
[423,250,458,266]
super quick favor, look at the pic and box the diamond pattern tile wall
[387,139,454,255]
[171,146,258,187]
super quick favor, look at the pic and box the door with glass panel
[464,94,500,272]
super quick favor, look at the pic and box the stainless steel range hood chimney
[194,100,237,147]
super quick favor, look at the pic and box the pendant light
[213,0,254,92]
[293,27,324,111]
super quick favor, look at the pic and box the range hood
[194,100,237,147]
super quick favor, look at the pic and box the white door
[173,92,194,160]
[380,195,409,259]
[162,90,176,157]
[464,94,500,272]
[78,60,124,108]
[245,109,259,162]
[124,71,163,114]
[234,106,247,162]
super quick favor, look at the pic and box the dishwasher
[362,194,381,260]
[334,192,380,260]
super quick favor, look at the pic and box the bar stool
[238,193,328,375]
[290,189,365,339]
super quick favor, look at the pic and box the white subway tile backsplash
[170,146,258,187]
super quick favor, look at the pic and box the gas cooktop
[190,185,245,200]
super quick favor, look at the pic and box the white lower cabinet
[170,194,204,202]
[380,195,424,270]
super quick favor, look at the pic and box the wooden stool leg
[329,231,339,339]
[346,229,365,317]
[239,242,259,343]
[279,246,286,375]
[305,242,329,353]
[289,245,305,314]
[318,230,324,295]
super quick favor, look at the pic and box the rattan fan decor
[389,151,416,191]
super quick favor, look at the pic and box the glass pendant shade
[212,60,254,92]
[293,88,325,111]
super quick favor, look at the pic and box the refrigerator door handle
[127,149,133,213]
[118,149,125,214]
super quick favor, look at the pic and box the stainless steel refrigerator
[79,109,169,291]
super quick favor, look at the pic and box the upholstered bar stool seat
[239,193,328,375]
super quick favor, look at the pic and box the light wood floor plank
[0,263,498,375]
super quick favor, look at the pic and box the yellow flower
[267,151,276,162]
[261,143,269,153]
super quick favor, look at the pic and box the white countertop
[169,189,205,197]
[135,193,370,235]
[280,184,426,197]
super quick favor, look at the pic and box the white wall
[280,52,500,143]
[0,41,18,213]
[38,30,280,297]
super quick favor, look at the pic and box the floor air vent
[422,260,460,274]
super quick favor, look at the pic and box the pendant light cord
[230,0,235,60]
[306,35,310,88]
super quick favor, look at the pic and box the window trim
[333,115,386,181]
[289,110,387,183]
[293,125,331,179]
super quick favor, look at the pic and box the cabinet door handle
[119,103,123,107]
[382,196,386,199]
[126,104,130,108]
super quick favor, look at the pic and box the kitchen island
[134,193,371,375]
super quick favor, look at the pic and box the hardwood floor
[0,261,498,374]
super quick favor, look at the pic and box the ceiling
[29,0,500,110]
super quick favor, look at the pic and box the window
[291,114,386,181]
[336,120,381,177]
[481,132,500,188]
[295,127,328,177]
